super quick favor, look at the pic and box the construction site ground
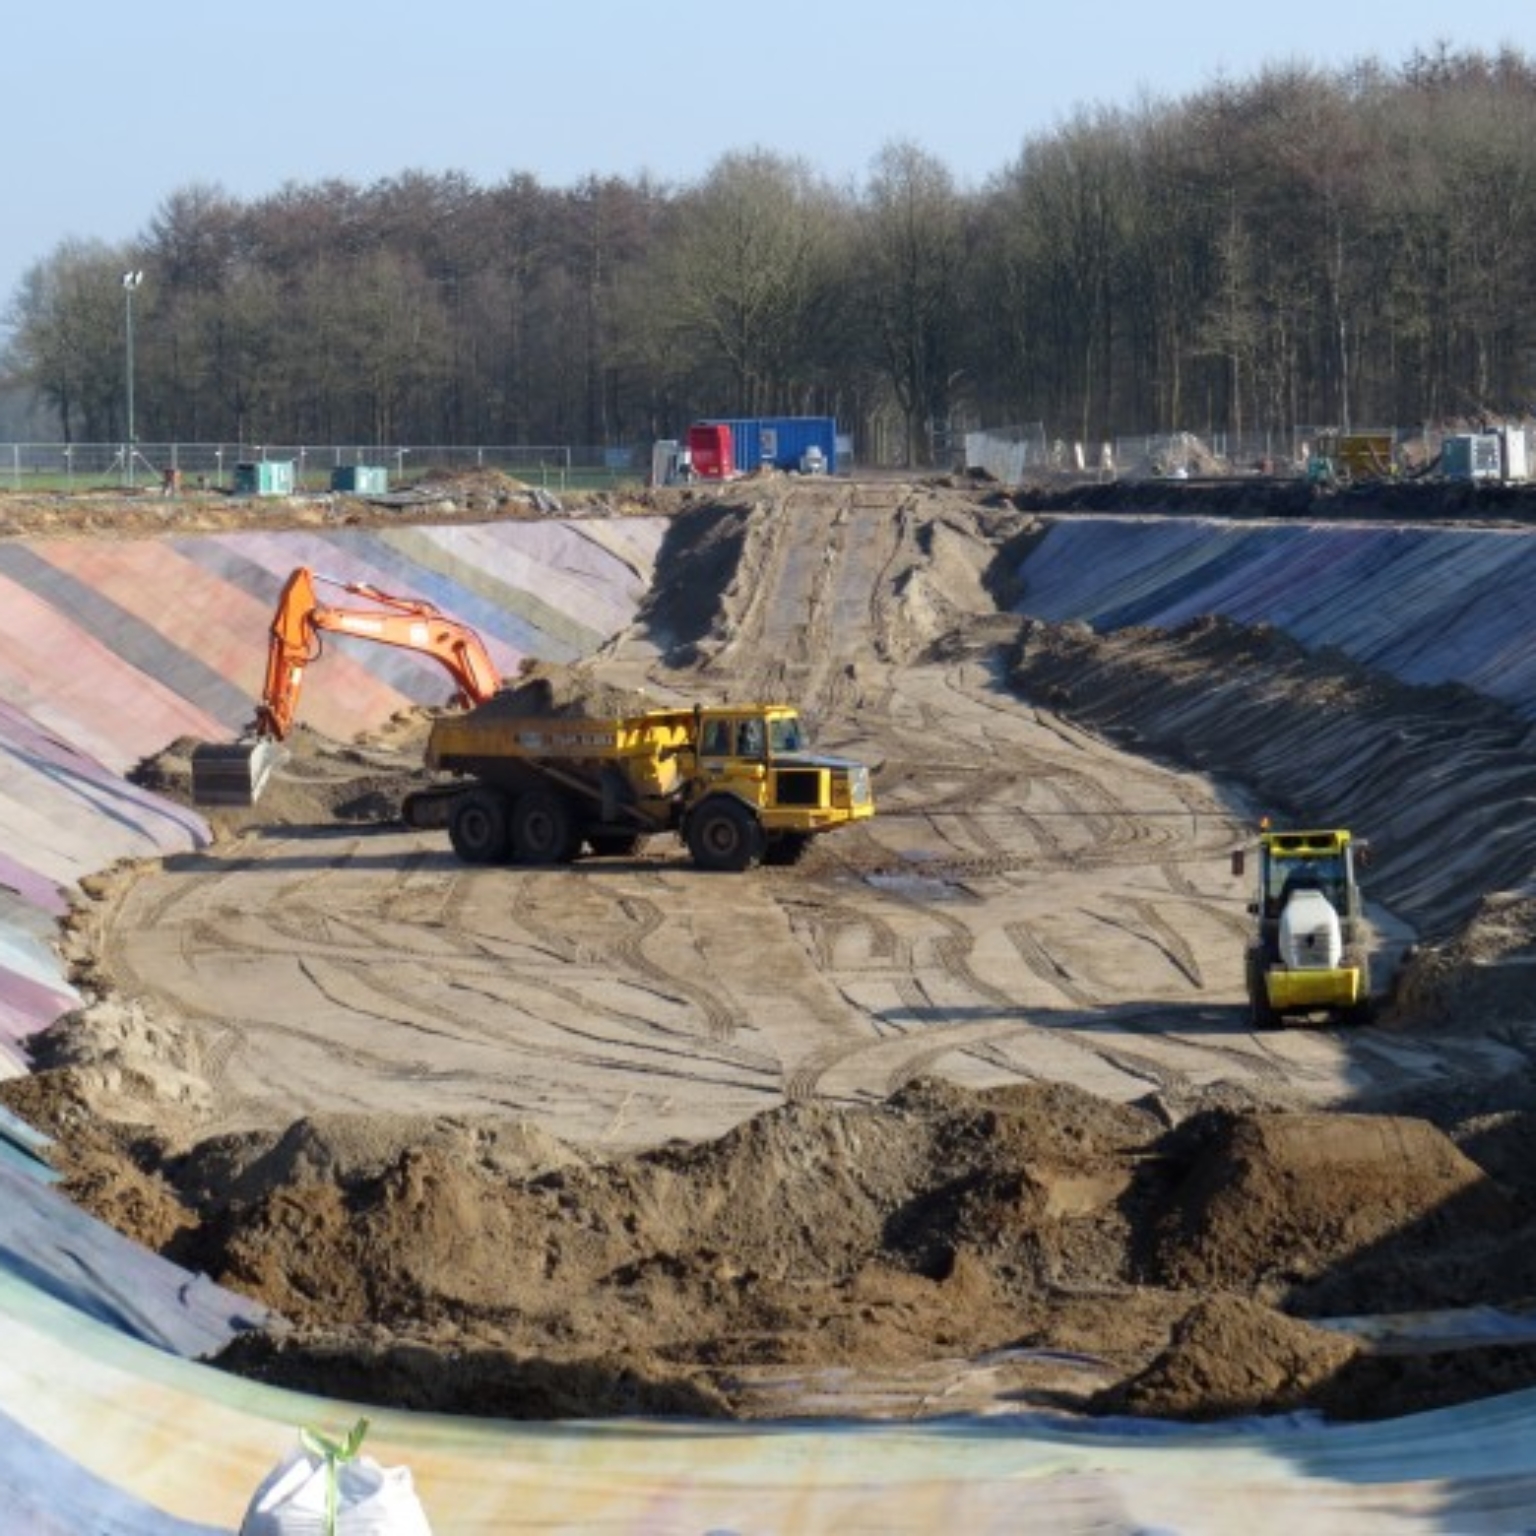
[9,468,1536,1435]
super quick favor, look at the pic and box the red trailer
[687,422,735,480]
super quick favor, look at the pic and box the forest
[3,44,1533,467]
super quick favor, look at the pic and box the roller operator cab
[1235,826,1374,1027]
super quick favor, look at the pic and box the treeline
[6,44,1535,464]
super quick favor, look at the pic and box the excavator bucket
[189,739,289,808]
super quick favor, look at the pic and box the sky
[3,0,1531,336]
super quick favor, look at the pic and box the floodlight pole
[122,270,143,487]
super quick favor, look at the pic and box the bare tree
[7,240,136,440]
[645,150,835,416]
[856,141,970,467]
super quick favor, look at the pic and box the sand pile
[11,1060,1536,1423]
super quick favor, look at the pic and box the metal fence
[962,424,1049,484]
[0,442,643,493]
[5,425,1522,495]
[964,424,1525,483]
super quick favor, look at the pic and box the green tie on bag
[298,1418,371,1536]
[240,1412,432,1535]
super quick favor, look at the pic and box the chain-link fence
[0,442,644,493]
[4,424,1525,494]
[963,424,1526,484]
[962,424,1049,484]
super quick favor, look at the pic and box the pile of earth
[0,477,665,541]
[10,1059,1536,1424]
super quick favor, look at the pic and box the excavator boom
[190,566,502,808]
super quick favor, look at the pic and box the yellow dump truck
[1236,826,1373,1027]
[402,701,874,871]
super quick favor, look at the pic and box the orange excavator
[189,565,503,807]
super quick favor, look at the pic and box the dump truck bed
[424,708,697,771]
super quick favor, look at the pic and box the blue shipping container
[700,416,838,474]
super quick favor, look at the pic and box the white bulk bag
[240,1419,433,1536]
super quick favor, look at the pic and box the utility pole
[122,270,144,487]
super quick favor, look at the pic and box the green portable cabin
[330,465,389,494]
[233,460,296,497]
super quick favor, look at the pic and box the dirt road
[20,475,1536,1426]
[73,480,1454,1144]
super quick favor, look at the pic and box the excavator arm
[191,566,503,808]
[253,566,502,741]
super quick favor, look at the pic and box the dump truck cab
[686,705,873,868]
[1238,826,1373,1027]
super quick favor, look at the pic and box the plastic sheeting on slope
[1016,517,1536,719]
[0,520,668,770]
[6,1263,1536,1534]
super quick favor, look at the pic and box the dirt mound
[1147,1112,1512,1296]
[633,497,753,663]
[404,465,538,510]
[162,1082,1162,1347]
[1092,1296,1362,1420]
[18,1050,1536,1424]
[0,1066,194,1251]
[1390,889,1536,1028]
[165,1112,591,1210]
[468,659,653,721]
[0,478,631,540]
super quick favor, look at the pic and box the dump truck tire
[450,789,511,864]
[512,789,581,864]
[686,798,763,872]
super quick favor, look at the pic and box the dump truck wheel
[686,798,763,872]
[449,789,511,864]
[512,789,581,864]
